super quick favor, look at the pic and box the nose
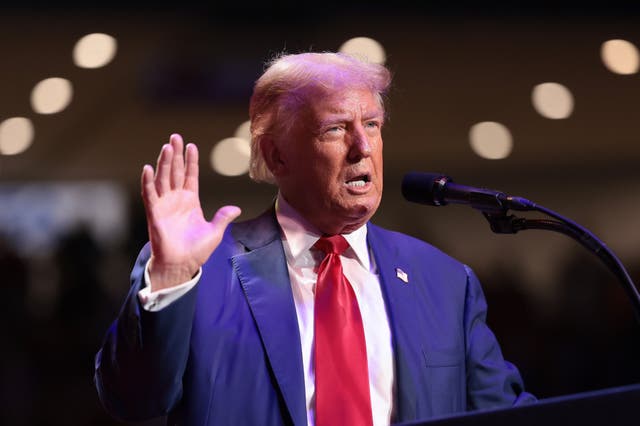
[347,124,372,162]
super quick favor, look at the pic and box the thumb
[210,205,242,234]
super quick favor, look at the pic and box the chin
[345,199,379,223]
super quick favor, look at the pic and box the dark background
[2,2,640,424]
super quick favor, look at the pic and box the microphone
[401,172,534,212]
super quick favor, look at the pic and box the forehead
[303,88,384,123]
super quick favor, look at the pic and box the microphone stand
[481,201,640,323]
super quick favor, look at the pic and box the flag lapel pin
[395,267,409,283]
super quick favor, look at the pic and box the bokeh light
[73,33,118,69]
[30,77,73,115]
[234,120,251,142]
[210,137,251,176]
[339,37,386,64]
[601,39,639,75]
[532,82,574,119]
[469,121,513,160]
[0,117,35,155]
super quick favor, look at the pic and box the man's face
[274,88,384,235]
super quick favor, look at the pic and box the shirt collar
[275,192,371,270]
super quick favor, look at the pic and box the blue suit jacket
[95,210,535,425]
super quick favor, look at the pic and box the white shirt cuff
[137,260,202,312]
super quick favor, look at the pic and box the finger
[170,133,185,189]
[155,144,173,196]
[141,164,158,207]
[209,205,242,234]
[184,143,199,193]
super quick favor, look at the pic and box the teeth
[347,180,366,187]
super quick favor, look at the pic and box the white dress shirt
[138,194,394,425]
[276,195,394,426]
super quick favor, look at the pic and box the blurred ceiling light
[0,117,34,155]
[30,77,73,114]
[532,82,574,119]
[234,120,251,142]
[210,137,251,176]
[601,39,640,75]
[339,37,386,64]
[469,121,513,160]
[73,33,118,69]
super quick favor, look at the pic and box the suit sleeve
[462,264,537,410]
[94,243,199,422]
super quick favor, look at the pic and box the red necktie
[314,235,373,426]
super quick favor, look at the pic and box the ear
[260,136,288,177]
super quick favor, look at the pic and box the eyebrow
[318,109,384,128]
[318,113,352,128]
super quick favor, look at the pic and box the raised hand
[141,134,241,291]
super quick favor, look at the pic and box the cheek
[315,145,347,172]
[300,156,339,190]
[373,141,384,170]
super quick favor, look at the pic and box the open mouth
[346,174,371,188]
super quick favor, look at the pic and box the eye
[364,120,381,131]
[323,125,345,137]
[317,124,345,141]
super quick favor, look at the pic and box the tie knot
[314,235,349,256]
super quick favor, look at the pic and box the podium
[400,383,640,426]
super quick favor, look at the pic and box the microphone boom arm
[482,204,640,323]
[400,171,640,322]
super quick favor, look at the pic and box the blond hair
[248,52,392,183]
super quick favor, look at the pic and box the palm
[148,190,213,267]
[142,134,241,290]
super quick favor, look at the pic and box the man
[95,52,535,426]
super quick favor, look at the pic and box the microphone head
[401,172,451,206]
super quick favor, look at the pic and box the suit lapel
[231,212,307,426]
[228,214,425,424]
[367,224,420,422]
